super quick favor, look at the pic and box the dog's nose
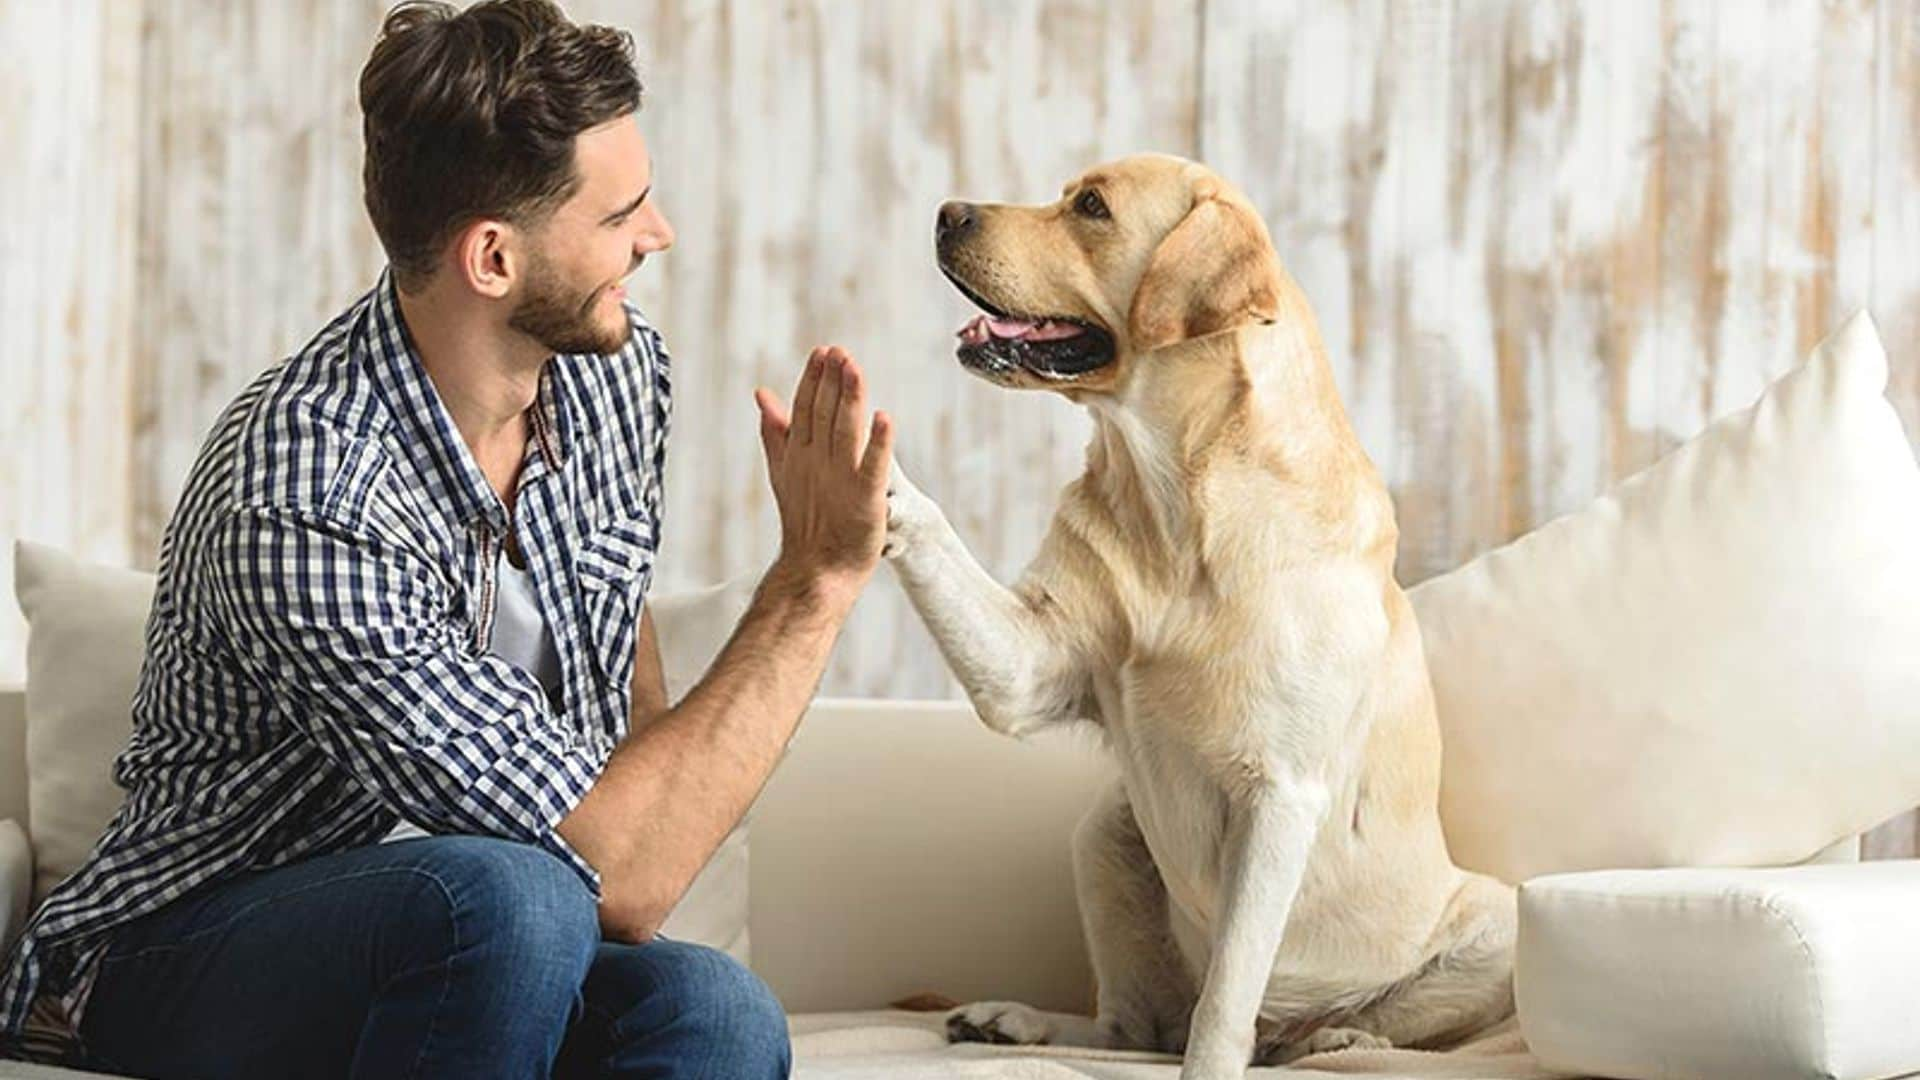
[937,201,976,241]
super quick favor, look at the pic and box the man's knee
[398,836,599,994]
[670,944,788,1050]
[594,940,790,1076]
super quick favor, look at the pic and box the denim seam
[97,866,458,968]
[387,866,462,1080]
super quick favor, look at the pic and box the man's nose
[636,203,674,254]
[936,201,976,243]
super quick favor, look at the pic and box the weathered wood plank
[588,0,1201,697]
[0,0,144,685]
[129,0,389,564]
[4,0,1918,715]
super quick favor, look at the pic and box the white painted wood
[129,0,391,562]
[587,0,1201,697]
[0,0,143,686]
[1,3,1916,859]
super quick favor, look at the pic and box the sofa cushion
[1517,860,1920,1080]
[1409,312,1920,883]
[786,1008,1554,1078]
[639,573,758,962]
[10,540,755,961]
[13,541,151,905]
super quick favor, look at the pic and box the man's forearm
[559,559,853,940]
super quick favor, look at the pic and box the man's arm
[630,606,669,728]
[559,345,892,942]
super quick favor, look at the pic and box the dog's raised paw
[945,1001,1055,1045]
[883,468,940,560]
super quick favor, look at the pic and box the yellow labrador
[884,154,1515,1078]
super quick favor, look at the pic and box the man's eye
[1074,189,1110,219]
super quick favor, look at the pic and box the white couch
[0,685,1880,1080]
[6,310,1920,1080]
[0,689,1136,1077]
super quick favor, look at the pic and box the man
[0,1,891,1075]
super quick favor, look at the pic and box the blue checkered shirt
[0,270,671,1054]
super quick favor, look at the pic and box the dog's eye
[1074,189,1110,220]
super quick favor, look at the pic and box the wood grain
[0,0,143,685]
[2,2,1917,850]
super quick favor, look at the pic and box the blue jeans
[75,835,790,1079]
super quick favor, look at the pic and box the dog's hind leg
[1331,872,1517,1052]
[946,780,1196,1053]
[1075,780,1200,1052]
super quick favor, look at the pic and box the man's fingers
[755,386,791,433]
[791,348,827,446]
[755,387,789,467]
[812,347,846,448]
[833,356,869,465]
[859,410,895,488]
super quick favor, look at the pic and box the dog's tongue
[957,315,1086,343]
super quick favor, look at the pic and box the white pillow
[641,572,760,962]
[14,541,149,904]
[1410,311,1920,883]
[12,540,759,962]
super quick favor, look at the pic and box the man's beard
[508,253,629,356]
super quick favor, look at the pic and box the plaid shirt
[0,270,671,1054]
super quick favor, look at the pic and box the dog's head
[935,153,1286,394]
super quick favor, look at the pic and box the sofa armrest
[0,819,32,952]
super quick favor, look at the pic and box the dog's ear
[1126,180,1284,352]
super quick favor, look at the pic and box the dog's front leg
[1180,784,1328,1080]
[885,462,1085,736]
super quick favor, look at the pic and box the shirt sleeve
[208,503,604,893]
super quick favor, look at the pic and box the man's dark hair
[360,0,642,290]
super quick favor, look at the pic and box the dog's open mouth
[942,269,1116,380]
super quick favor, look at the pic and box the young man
[0,1,891,1075]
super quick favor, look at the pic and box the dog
[882,154,1516,1078]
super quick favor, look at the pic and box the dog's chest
[1092,677,1235,921]
[1090,592,1358,930]
[1118,745,1231,926]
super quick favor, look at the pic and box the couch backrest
[749,698,1112,1014]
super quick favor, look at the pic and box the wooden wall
[4,1,1918,849]
[2,0,143,653]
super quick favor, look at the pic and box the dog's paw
[945,1001,1055,1046]
[1262,1025,1392,1064]
[883,460,942,560]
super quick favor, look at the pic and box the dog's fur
[884,154,1515,1078]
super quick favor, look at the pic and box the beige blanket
[791,1011,1582,1080]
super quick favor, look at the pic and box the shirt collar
[359,268,574,533]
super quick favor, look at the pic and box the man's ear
[1126,181,1285,352]
[453,219,516,300]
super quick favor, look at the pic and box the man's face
[509,115,674,355]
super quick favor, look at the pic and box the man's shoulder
[211,296,396,521]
